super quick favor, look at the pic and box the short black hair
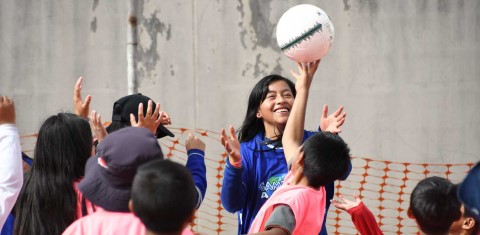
[132,159,196,233]
[410,176,462,235]
[302,132,351,188]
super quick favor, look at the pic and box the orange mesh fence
[20,127,474,235]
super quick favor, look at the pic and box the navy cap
[79,127,164,212]
[457,162,480,221]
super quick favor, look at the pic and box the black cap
[110,93,174,138]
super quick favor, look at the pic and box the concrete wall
[2,0,478,164]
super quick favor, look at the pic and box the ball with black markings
[276,4,335,63]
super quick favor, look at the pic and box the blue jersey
[221,130,350,234]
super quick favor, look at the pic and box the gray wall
[2,0,478,163]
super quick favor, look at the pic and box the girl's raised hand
[320,104,346,133]
[221,126,241,168]
[290,60,320,91]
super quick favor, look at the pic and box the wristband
[229,157,242,168]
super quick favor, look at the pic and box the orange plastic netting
[20,127,474,235]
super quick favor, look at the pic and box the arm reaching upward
[283,61,320,162]
[73,77,92,118]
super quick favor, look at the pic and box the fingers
[146,100,153,117]
[353,193,362,202]
[83,95,92,108]
[333,106,344,117]
[137,103,144,122]
[220,128,227,146]
[130,113,137,125]
[74,77,83,101]
[229,125,237,139]
[322,104,328,119]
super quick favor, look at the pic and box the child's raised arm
[282,60,320,162]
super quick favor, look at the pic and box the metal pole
[127,0,138,94]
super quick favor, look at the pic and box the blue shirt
[221,130,350,234]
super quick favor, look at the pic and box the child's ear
[407,207,414,219]
[128,200,134,213]
[462,217,476,230]
[297,151,305,166]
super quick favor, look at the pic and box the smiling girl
[221,62,349,235]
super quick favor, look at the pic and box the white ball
[276,4,335,63]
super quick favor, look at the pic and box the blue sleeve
[186,149,207,209]
[221,156,247,213]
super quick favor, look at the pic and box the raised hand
[73,77,92,118]
[290,60,320,92]
[220,126,241,167]
[160,111,172,125]
[320,104,346,134]
[90,110,108,143]
[130,100,162,135]
[185,133,206,151]
[331,194,362,212]
[0,96,16,125]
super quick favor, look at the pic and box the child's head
[34,113,92,180]
[106,93,174,138]
[450,204,478,235]
[456,162,480,234]
[131,159,196,234]
[79,127,163,212]
[408,176,462,235]
[292,132,351,188]
[238,75,296,142]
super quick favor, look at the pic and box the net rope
[20,127,474,235]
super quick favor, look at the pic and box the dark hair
[14,113,92,235]
[238,75,296,143]
[132,159,196,233]
[410,176,462,235]
[301,132,351,188]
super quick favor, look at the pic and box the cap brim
[457,162,480,221]
[156,125,174,138]
[78,155,131,212]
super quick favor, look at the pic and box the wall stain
[90,17,97,33]
[92,0,99,12]
[359,0,378,16]
[438,0,449,13]
[253,53,269,78]
[237,0,276,50]
[137,10,171,80]
[271,58,283,75]
[343,0,351,11]
[249,0,275,50]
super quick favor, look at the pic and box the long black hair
[237,75,296,143]
[14,113,92,235]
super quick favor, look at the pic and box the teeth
[275,109,289,113]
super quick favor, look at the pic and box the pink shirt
[73,181,96,218]
[249,171,326,235]
[63,209,194,235]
